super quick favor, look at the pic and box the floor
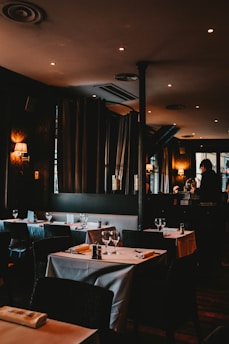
[1,249,229,344]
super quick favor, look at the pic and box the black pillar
[137,61,148,230]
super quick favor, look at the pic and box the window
[195,152,229,191]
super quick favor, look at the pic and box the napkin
[136,250,155,259]
[70,243,91,253]
[0,306,47,328]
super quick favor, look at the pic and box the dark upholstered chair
[122,229,177,264]
[30,276,115,344]
[129,250,202,344]
[4,221,31,258]
[0,231,13,305]
[31,236,72,298]
[43,223,73,243]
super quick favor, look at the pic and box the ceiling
[0,0,229,140]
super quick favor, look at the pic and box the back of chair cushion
[30,276,114,331]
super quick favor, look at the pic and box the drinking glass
[80,213,87,228]
[101,230,111,255]
[45,212,52,222]
[110,230,120,254]
[161,218,166,230]
[154,217,161,231]
[12,209,18,220]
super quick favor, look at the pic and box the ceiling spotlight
[115,73,139,81]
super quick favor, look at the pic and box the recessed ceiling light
[118,46,125,51]
[50,62,56,66]
[195,105,200,109]
[214,119,219,123]
[168,84,172,87]
[208,28,214,33]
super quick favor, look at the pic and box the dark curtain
[57,96,138,194]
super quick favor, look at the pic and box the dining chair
[30,276,119,344]
[129,250,202,344]
[88,226,117,245]
[31,236,72,299]
[43,223,73,244]
[3,221,31,259]
[0,231,13,305]
[122,229,177,264]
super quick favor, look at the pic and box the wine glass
[101,230,111,255]
[12,209,18,220]
[84,213,88,228]
[154,217,161,231]
[160,218,166,230]
[45,212,52,222]
[110,230,120,254]
[79,213,86,228]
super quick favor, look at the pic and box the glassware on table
[179,222,185,234]
[79,213,88,228]
[45,212,52,222]
[160,218,166,230]
[110,230,120,254]
[12,209,18,220]
[101,230,111,255]
[154,217,162,231]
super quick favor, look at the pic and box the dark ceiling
[0,0,229,140]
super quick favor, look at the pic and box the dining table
[0,219,114,245]
[143,227,197,258]
[0,317,99,344]
[45,245,167,332]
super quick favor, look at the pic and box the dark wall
[50,193,138,215]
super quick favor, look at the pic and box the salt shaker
[180,222,185,234]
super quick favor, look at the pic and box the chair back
[30,276,114,332]
[32,236,72,285]
[88,226,116,244]
[3,221,30,257]
[43,223,72,242]
[0,231,11,274]
[122,229,176,263]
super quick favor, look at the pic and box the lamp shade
[14,142,27,154]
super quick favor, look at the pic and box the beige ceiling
[0,0,229,140]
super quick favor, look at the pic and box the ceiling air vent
[97,84,138,102]
[1,1,46,24]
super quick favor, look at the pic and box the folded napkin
[136,250,155,259]
[0,306,47,329]
[70,243,91,253]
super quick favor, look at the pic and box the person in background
[198,158,221,204]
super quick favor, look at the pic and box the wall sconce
[178,168,184,176]
[146,163,153,174]
[14,142,30,162]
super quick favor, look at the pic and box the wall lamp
[14,142,30,162]
[177,168,184,176]
[146,163,153,174]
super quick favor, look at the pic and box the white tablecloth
[46,246,167,332]
[144,228,197,257]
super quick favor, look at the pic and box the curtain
[57,96,138,194]
[57,97,107,193]
[160,146,170,193]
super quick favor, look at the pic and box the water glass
[101,230,111,255]
[110,230,120,254]
[12,209,18,219]
[45,212,52,222]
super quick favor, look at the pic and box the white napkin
[0,306,47,328]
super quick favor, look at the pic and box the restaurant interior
[0,1,229,343]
